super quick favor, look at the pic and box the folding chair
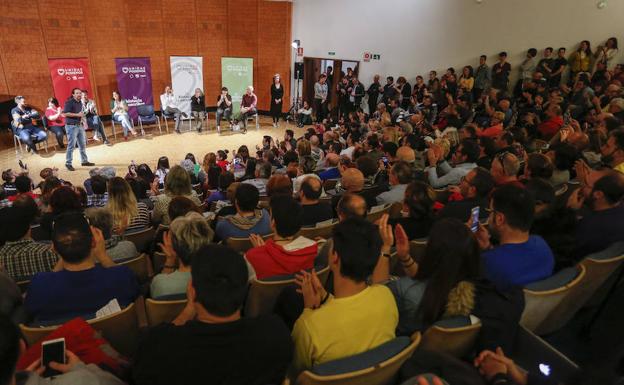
[117,253,151,283]
[137,104,163,135]
[145,297,188,326]
[123,227,156,254]
[419,316,481,358]
[225,233,273,254]
[299,220,338,240]
[366,204,391,223]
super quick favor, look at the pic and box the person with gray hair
[150,212,214,299]
[85,208,138,261]
[242,161,271,195]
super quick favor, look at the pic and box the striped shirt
[0,239,59,281]
[124,202,151,233]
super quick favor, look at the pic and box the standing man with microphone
[64,88,94,171]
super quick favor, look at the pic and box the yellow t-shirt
[291,285,398,374]
[614,162,624,174]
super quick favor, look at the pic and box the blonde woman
[107,177,150,234]
[152,165,202,225]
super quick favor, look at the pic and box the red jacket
[246,238,318,280]
[538,116,563,139]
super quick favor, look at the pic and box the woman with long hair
[155,156,170,188]
[595,37,619,70]
[107,177,150,234]
[570,40,593,81]
[237,157,257,182]
[110,90,137,139]
[199,153,220,190]
[152,165,202,225]
[270,74,284,127]
[389,181,435,240]
[459,65,475,92]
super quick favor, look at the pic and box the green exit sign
[328,52,336,56]
[372,54,381,60]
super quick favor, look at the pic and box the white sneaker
[217,126,221,133]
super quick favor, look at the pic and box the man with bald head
[331,168,377,213]
[310,135,324,164]
[336,193,367,221]
[319,153,341,180]
[299,177,334,226]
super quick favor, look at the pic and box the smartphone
[233,158,240,166]
[381,156,389,167]
[470,206,480,233]
[42,338,65,377]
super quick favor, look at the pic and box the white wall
[292,0,624,87]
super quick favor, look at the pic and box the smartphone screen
[470,206,480,233]
[42,338,65,377]
[382,156,389,167]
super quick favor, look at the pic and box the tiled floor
[0,117,306,186]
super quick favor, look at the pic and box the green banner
[221,57,254,114]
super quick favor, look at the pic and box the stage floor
[0,117,307,187]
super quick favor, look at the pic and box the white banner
[170,56,203,115]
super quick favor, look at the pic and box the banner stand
[115,57,154,122]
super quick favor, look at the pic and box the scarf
[225,209,265,230]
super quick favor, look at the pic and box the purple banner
[115,57,153,121]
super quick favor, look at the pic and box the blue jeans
[17,125,47,151]
[86,114,107,140]
[216,107,232,127]
[114,113,133,136]
[65,124,89,165]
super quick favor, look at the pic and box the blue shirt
[319,167,340,181]
[25,265,139,323]
[482,235,554,289]
[63,97,83,125]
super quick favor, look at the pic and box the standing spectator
[270,74,284,127]
[569,40,592,81]
[367,74,382,116]
[474,55,491,100]
[536,47,554,80]
[549,47,568,88]
[63,88,94,171]
[314,74,328,123]
[491,52,511,91]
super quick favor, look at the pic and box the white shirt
[160,93,177,110]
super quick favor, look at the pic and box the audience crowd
[1,36,624,385]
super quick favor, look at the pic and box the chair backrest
[145,298,188,326]
[296,332,421,385]
[388,202,403,219]
[117,253,150,282]
[20,303,139,357]
[124,227,156,253]
[225,233,273,254]
[520,265,585,333]
[535,242,624,335]
[300,221,337,240]
[366,204,391,223]
[323,179,339,191]
[245,266,330,318]
[16,280,30,294]
[420,316,481,358]
[137,104,155,116]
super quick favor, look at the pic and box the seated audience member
[299,177,334,226]
[0,197,58,280]
[572,171,624,259]
[291,218,398,375]
[476,184,554,289]
[214,182,240,219]
[438,167,495,222]
[426,139,479,188]
[491,152,523,187]
[39,186,84,239]
[266,174,293,197]
[523,153,554,181]
[206,172,234,205]
[85,208,138,262]
[318,153,341,180]
[336,193,368,221]
[2,169,17,197]
[86,174,108,208]
[242,161,272,196]
[151,212,213,299]
[549,143,577,186]
[133,244,292,385]
[152,165,202,225]
[331,167,377,210]
[215,183,271,240]
[7,175,37,203]
[24,212,139,323]
[0,315,126,385]
[375,217,501,336]
[602,128,624,173]
[389,181,435,239]
[107,177,151,234]
[538,104,564,140]
[293,156,321,194]
[376,161,412,205]
[247,197,318,279]
[476,111,505,138]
